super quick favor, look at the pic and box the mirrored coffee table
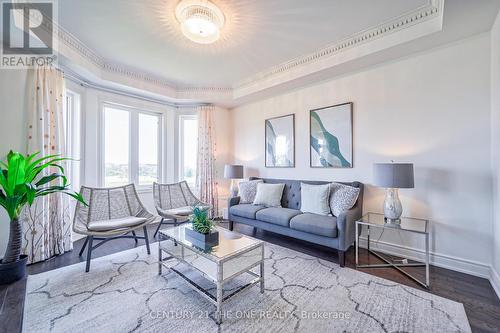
[356,212,430,288]
[158,225,265,324]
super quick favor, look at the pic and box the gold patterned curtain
[196,105,219,218]
[21,67,73,263]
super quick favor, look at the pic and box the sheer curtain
[22,67,73,263]
[196,105,219,218]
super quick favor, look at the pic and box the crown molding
[53,0,443,104]
[233,0,443,92]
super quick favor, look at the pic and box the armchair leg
[85,236,94,272]
[79,236,89,256]
[338,250,346,268]
[131,231,138,244]
[229,220,234,231]
[153,218,164,238]
[143,226,151,255]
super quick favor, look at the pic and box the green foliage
[190,206,213,234]
[0,150,87,221]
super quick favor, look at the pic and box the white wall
[491,12,500,294]
[231,33,493,277]
[0,70,30,257]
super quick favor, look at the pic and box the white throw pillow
[253,183,285,207]
[329,183,360,216]
[300,183,331,215]
[238,179,264,204]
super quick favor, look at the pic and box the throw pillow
[300,183,331,215]
[253,183,285,207]
[329,182,360,216]
[238,179,264,204]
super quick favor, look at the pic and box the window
[179,115,198,187]
[104,107,130,186]
[63,90,82,192]
[138,113,159,185]
[102,104,162,188]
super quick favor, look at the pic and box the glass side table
[355,212,430,288]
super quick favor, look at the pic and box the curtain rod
[62,67,212,109]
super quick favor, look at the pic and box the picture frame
[310,102,353,168]
[265,114,295,168]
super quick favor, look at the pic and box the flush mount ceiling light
[175,0,225,44]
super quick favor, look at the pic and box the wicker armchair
[152,181,209,237]
[73,184,156,272]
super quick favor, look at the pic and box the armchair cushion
[87,216,148,232]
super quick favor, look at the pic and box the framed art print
[310,102,353,168]
[265,114,295,167]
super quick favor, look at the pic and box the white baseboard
[490,266,500,298]
[357,237,491,279]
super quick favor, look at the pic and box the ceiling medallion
[175,0,225,44]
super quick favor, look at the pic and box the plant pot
[185,226,219,250]
[0,255,28,285]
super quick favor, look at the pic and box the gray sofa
[228,177,364,267]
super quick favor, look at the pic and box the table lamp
[224,164,243,197]
[373,162,414,225]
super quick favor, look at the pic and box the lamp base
[230,179,239,198]
[383,188,403,223]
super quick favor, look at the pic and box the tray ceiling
[58,0,429,87]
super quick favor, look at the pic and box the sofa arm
[337,205,363,251]
[228,196,240,208]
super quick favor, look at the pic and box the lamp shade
[373,163,414,189]
[224,165,243,179]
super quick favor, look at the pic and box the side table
[355,212,430,288]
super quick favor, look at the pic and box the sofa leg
[338,250,346,268]
[228,220,234,231]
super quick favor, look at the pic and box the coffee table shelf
[158,225,265,324]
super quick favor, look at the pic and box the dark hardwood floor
[1,222,499,333]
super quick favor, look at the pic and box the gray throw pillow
[329,183,360,216]
[238,179,263,204]
[253,183,285,207]
[300,183,331,215]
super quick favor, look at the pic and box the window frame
[63,89,84,192]
[178,114,198,187]
[100,102,163,191]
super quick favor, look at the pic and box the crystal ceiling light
[175,0,225,44]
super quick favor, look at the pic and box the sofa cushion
[300,183,331,215]
[230,204,266,219]
[329,182,360,216]
[253,183,285,207]
[239,179,264,204]
[256,207,302,227]
[289,213,338,237]
[88,216,147,232]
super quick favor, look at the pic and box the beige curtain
[22,67,73,263]
[196,105,219,218]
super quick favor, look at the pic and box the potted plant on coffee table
[0,151,86,284]
[185,206,219,249]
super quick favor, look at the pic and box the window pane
[181,117,198,186]
[138,113,159,185]
[104,107,129,186]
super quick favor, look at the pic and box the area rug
[23,241,471,333]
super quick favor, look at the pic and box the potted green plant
[185,206,219,249]
[0,151,86,284]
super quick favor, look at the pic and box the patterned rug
[24,242,471,333]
